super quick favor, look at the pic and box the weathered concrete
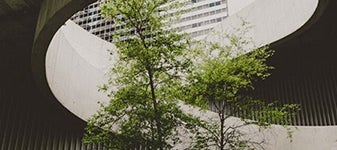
[44,0,337,149]
[46,20,113,120]
[0,0,337,148]
[0,0,97,149]
[0,0,42,17]
[32,0,96,118]
[209,0,319,47]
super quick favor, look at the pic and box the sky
[228,0,256,15]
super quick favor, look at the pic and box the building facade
[71,0,228,41]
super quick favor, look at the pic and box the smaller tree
[182,25,299,149]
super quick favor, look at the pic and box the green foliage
[83,0,299,149]
[181,25,300,149]
[83,0,198,149]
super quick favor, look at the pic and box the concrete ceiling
[0,0,43,17]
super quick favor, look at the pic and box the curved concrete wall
[46,0,320,122]
[208,0,319,46]
[207,0,337,126]
[32,0,96,120]
[1,0,333,148]
[0,0,104,149]
[44,0,337,149]
[46,20,113,120]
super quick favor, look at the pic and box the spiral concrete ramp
[1,0,337,149]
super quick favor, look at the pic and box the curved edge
[32,0,329,122]
[34,0,337,148]
[31,0,96,123]
[271,0,330,47]
[207,0,322,48]
[46,20,114,120]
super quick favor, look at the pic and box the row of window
[190,28,213,37]
[83,1,101,10]
[75,9,101,20]
[79,16,224,42]
[76,15,103,26]
[187,0,225,13]
[191,0,207,3]
[71,0,227,42]
[180,8,226,22]
[178,16,227,31]
[96,26,214,42]
[164,0,226,20]
[94,26,214,42]
[92,25,126,35]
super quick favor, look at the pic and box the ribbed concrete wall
[251,0,337,126]
[0,0,98,149]
[252,30,337,126]
[0,98,85,150]
[252,67,337,126]
[0,15,93,149]
[207,0,337,126]
[0,32,91,150]
[2,0,337,149]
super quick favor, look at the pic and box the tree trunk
[219,111,225,150]
[138,23,163,150]
[148,67,163,150]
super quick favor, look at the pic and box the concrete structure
[0,0,98,149]
[1,0,337,149]
[45,0,337,149]
[227,0,255,15]
[71,0,228,41]
[46,20,113,120]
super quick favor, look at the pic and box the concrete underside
[0,0,337,149]
[253,0,337,126]
[0,0,42,17]
[0,0,96,149]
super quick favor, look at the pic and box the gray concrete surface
[45,0,337,149]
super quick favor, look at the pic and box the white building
[71,0,228,41]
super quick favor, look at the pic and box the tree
[82,0,198,149]
[181,24,300,149]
